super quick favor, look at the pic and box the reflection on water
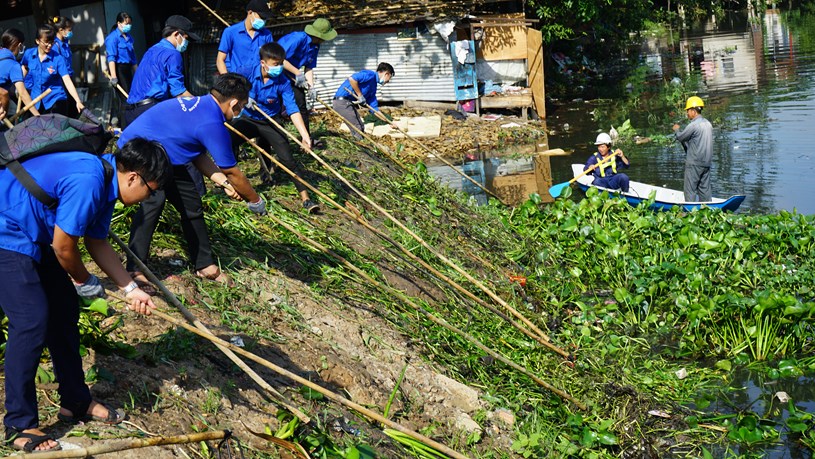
[703,369,815,458]
[547,6,815,214]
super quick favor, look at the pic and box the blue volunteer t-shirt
[0,48,24,92]
[105,29,136,64]
[218,22,273,78]
[127,39,186,104]
[277,31,319,73]
[0,153,118,261]
[20,48,69,110]
[239,64,300,121]
[118,95,237,168]
[54,36,74,75]
[334,69,380,111]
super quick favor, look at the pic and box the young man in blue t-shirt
[0,139,170,452]
[215,0,273,78]
[119,73,265,286]
[332,62,394,139]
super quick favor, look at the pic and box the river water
[547,7,815,215]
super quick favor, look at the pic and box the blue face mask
[266,64,283,77]
[64,31,73,40]
[377,74,387,86]
[176,36,189,53]
[121,24,132,34]
[251,17,266,30]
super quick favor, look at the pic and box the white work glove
[295,73,308,88]
[109,77,118,87]
[246,97,257,111]
[247,197,267,215]
[354,94,367,106]
[308,88,317,103]
[75,274,105,299]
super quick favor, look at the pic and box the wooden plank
[479,93,532,108]
[487,171,539,206]
[526,27,546,119]
[477,14,527,61]
[404,100,458,110]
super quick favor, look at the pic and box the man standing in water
[673,96,713,202]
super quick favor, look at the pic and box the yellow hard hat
[685,96,705,110]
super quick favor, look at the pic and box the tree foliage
[528,0,656,43]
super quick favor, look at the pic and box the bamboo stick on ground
[230,111,561,352]
[12,430,229,459]
[143,308,474,459]
[107,232,310,424]
[9,89,51,122]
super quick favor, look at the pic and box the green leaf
[714,360,732,371]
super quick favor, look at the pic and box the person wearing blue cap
[20,24,84,117]
[0,138,171,452]
[278,18,337,147]
[216,0,274,79]
[119,73,266,287]
[123,14,201,127]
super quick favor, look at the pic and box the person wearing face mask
[232,42,318,213]
[52,16,74,76]
[20,24,85,117]
[278,18,337,149]
[118,73,266,287]
[123,15,200,128]
[0,28,40,119]
[215,0,274,78]
[332,62,394,140]
[105,12,137,96]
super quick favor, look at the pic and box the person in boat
[584,132,630,192]
[673,96,713,202]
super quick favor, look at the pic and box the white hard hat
[595,133,612,145]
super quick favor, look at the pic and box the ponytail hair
[110,12,132,32]
[52,16,74,30]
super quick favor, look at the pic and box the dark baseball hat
[165,15,201,41]
[246,0,273,19]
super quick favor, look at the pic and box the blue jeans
[594,174,630,192]
[0,247,92,430]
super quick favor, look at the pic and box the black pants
[0,247,92,430]
[230,117,308,193]
[127,164,215,272]
[42,98,75,117]
[111,63,135,125]
[122,99,156,128]
[291,85,311,137]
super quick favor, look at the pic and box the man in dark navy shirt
[0,139,170,452]
[120,73,265,286]
[123,15,200,127]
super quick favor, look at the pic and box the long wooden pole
[145,308,474,459]
[264,213,586,409]
[195,0,230,27]
[233,111,558,348]
[9,89,51,122]
[107,232,311,424]
[12,430,229,459]
[342,87,506,204]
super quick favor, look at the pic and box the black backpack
[0,114,114,209]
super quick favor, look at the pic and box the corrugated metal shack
[187,0,545,118]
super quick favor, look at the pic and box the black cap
[165,15,202,41]
[246,0,272,19]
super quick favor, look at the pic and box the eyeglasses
[137,173,157,197]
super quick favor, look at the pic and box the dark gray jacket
[675,115,713,166]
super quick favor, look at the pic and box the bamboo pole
[11,430,229,458]
[342,87,506,204]
[228,117,568,358]
[231,109,559,347]
[107,232,311,424]
[9,89,51,122]
[195,0,230,27]
[144,308,474,459]
[263,213,586,409]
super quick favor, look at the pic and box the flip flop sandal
[57,402,127,425]
[5,427,62,453]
